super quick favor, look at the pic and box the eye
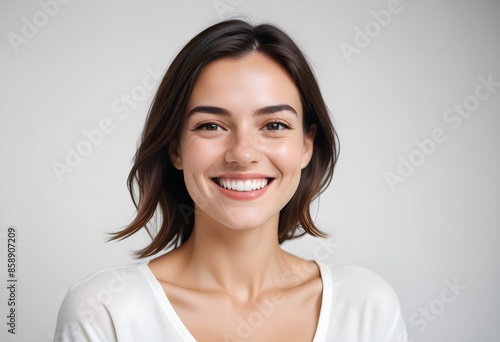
[195,122,223,131]
[265,120,291,131]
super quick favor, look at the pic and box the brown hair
[109,19,339,258]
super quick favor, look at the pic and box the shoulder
[67,262,144,294]
[331,265,400,308]
[54,263,150,341]
[317,263,408,342]
[60,263,146,313]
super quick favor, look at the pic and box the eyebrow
[186,104,298,117]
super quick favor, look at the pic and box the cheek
[266,139,306,170]
[268,139,304,162]
[181,139,222,171]
[179,139,228,204]
[179,141,219,204]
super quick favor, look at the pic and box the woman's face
[170,53,315,232]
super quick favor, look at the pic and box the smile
[212,178,273,192]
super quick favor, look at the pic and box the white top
[54,261,407,342]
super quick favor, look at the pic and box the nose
[224,129,262,167]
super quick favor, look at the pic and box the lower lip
[213,180,272,201]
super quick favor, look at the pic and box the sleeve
[383,306,408,342]
[53,278,118,342]
[329,266,408,342]
[359,267,408,342]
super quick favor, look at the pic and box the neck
[176,211,293,302]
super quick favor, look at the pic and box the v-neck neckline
[139,260,332,341]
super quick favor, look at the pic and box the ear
[169,141,183,170]
[301,124,316,169]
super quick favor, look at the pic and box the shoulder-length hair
[109,19,339,258]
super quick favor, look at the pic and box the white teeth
[217,178,269,191]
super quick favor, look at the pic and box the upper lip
[210,173,274,180]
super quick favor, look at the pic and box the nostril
[225,144,262,165]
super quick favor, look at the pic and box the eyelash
[264,120,292,130]
[193,122,223,131]
[193,120,293,131]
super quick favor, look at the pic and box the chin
[209,209,280,233]
[219,218,272,231]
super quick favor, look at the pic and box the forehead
[187,53,302,114]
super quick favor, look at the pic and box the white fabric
[54,261,407,342]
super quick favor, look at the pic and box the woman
[55,19,407,341]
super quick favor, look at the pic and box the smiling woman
[54,19,407,342]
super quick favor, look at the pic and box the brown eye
[196,123,221,131]
[265,121,289,130]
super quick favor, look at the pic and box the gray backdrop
[1,0,499,341]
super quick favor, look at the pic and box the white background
[1,0,499,341]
